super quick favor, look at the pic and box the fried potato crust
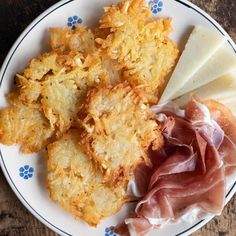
[49,26,95,55]
[47,129,127,226]
[23,52,63,81]
[0,101,54,153]
[80,83,163,183]
[17,49,116,136]
[96,0,179,103]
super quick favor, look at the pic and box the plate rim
[0,0,235,236]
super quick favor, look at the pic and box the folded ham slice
[120,97,236,236]
[204,100,236,174]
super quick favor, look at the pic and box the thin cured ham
[120,97,236,236]
[204,100,236,174]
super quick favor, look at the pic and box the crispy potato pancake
[0,0,174,225]
[0,101,54,153]
[49,26,95,55]
[49,26,122,85]
[41,78,82,134]
[80,83,163,183]
[17,50,114,136]
[96,0,179,103]
[17,75,42,106]
[23,51,63,81]
[47,129,127,226]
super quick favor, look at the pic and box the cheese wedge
[174,74,236,106]
[173,45,236,99]
[159,26,226,103]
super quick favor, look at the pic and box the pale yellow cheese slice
[159,26,226,103]
[174,74,236,107]
[172,45,236,99]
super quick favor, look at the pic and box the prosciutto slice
[121,97,236,236]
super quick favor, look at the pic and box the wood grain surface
[0,0,235,235]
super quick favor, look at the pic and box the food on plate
[174,73,236,107]
[21,51,64,82]
[173,45,236,98]
[0,0,175,226]
[0,0,178,151]
[160,26,226,103]
[1,48,117,142]
[19,50,114,135]
[204,99,236,172]
[0,0,178,150]
[47,129,128,226]
[49,26,95,55]
[0,100,53,153]
[96,0,179,103]
[118,97,236,235]
[0,0,235,233]
[39,52,111,134]
[80,83,163,183]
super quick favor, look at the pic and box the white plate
[0,0,235,236]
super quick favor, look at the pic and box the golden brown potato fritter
[0,101,53,153]
[49,26,95,55]
[17,50,114,136]
[47,129,128,226]
[96,0,179,103]
[0,0,176,225]
[80,83,163,184]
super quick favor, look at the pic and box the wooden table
[0,0,235,235]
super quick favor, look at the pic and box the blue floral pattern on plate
[67,15,83,30]
[105,226,117,236]
[148,0,163,14]
[19,165,34,180]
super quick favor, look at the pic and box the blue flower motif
[104,226,117,236]
[148,0,163,14]
[19,165,34,180]
[67,15,83,30]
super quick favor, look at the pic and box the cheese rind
[159,26,226,103]
[173,45,236,98]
